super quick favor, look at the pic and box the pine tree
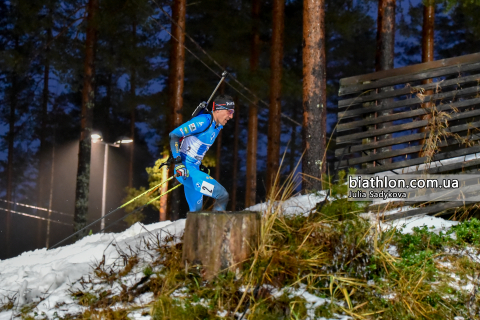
[74,0,98,238]
[419,0,435,152]
[0,0,50,256]
[302,0,326,192]
[245,0,261,208]
[436,3,480,57]
[375,0,396,162]
[167,0,187,221]
[266,0,285,197]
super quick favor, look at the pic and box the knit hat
[212,95,235,110]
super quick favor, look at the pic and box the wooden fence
[336,52,480,175]
[335,52,480,220]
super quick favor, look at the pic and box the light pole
[91,133,133,231]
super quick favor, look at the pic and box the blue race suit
[169,113,229,212]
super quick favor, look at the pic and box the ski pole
[98,183,182,234]
[120,175,176,210]
[49,175,177,249]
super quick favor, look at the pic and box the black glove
[166,154,174,165]
[199,164,210,176]
[159,154,173,169]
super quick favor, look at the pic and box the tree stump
[182,211,260,280]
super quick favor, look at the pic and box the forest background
[1,0,479,259]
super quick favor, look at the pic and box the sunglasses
[213,102,235,115]
[215,107,234,115]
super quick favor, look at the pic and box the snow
[270,284,350,320]
[381,214,460,234]
[0,191,465,319]
[245,192,327,216]
[0,220,185,320]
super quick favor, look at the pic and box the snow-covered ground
[0,220,185,320]
[0,193,463,319]
[245,192,328,216]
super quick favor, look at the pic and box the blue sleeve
[169,114,212,159]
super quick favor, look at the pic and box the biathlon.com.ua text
[348,175,459,189]
[345,174,480,202]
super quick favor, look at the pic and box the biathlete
[169,95,235,212]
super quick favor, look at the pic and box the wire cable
[49,175,177,249]
[0,207,72,226]
[0,199,72,217]
[150,0,302,127]
[146,14,261,108]
[99,183,182,234]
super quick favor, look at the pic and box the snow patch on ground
[380,214,459,234]
[245,192,327,216]
[0,219,185,320]
[270,283,350,320]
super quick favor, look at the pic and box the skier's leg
[177,174,203,212]
[183,184,204,212]
[190,168,229,211]
[211,183,229,211]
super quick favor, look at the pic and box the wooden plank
[354,145,480,174]
[337,120,427,144]
[339,61,480,96]
[335,121,480,156]
[337,107,480,144]
[336,135,480,167]
[338,86,480,120]
[370,181,480,211]
[340,52,480,87]
[382,200,473,221]
[337,98,480,132]
[370,175,480,211]
[338,73,480,108]
[425,157,480,174]
[336,132,425,157]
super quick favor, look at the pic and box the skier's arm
[169,132,182,160]
[169,114,212,159]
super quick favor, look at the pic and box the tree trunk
[230,98,240,211]
[183,211,260,280]
[289,105,298,172]
[74,0,98,238]
[245,0,261,208]
[45,130,56,249]
[159,153,169,221]
[375,0,396,164]
[422,1,435,65]
[302,0,326,192]
[266,0,285,197]
[6,73,16,256]
[375,0,395,72]
[168,0,186,221]
[37,26,52,247]
[129,21,137,189]
[6,36,20,256]
[215,131,223,181]
[214,82,226,183]
[419,0,435,154]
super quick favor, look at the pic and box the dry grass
[10,162,480,319]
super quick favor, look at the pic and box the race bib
[200,181,214,196]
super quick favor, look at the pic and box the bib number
[200,181,214,196]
